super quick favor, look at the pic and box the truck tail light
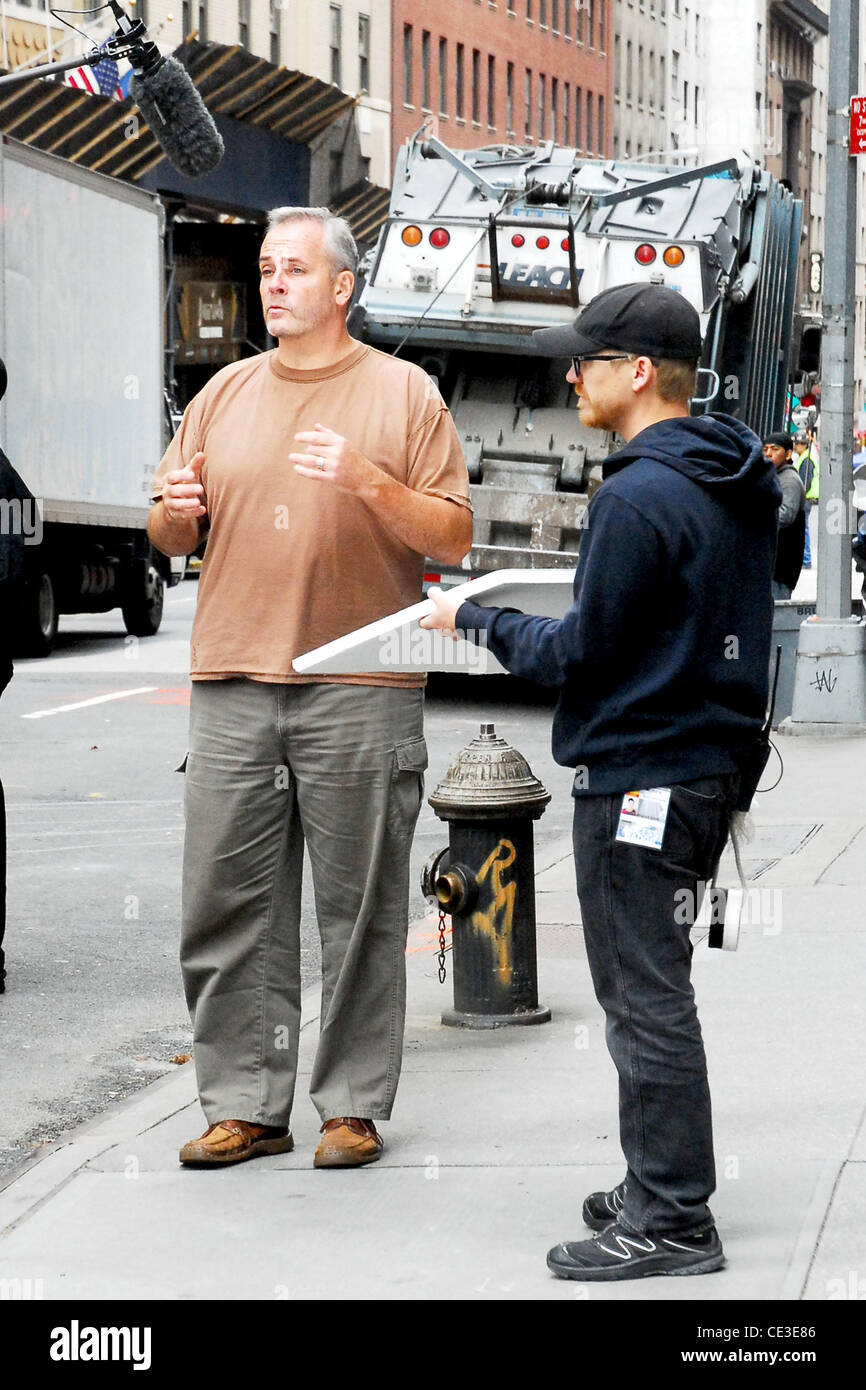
[663,245,685,267]
[635,244,657,265]
[511,233,525,247]
[429,228,451,248]
[536,235,550,249]
[561,237,570,251]
[402,226,423,246]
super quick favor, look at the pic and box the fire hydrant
[421,723,551,1028]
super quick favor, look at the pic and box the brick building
[392,0,612,169]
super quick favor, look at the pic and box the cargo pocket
[387,736,428,836]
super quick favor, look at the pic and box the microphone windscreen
[131,57,224,179]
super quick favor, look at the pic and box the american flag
[65,45,132,101]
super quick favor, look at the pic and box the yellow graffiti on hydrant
[471,839,517,984]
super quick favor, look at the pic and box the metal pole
[786,0,866,733]
[817,0,859,620]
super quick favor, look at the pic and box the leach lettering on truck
[497,262,572,289]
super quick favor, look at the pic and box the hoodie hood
[603,413,782,514]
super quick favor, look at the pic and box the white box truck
[0,135,180,655]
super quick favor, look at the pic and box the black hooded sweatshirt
[456,414,782,795]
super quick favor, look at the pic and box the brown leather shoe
[314,1117,384,1168]
[179,1119,294,1166]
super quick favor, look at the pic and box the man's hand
[290,424,379,495]
[419,586,465,636]
[161,451,207,522]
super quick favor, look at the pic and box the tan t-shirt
[151,342,471,686]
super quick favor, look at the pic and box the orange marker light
[663,246,685,267]
[402,225,423,246]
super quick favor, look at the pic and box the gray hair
[265,206,358,278]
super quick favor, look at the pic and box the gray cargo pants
[180,678,426,1127]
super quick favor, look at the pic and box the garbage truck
[0,136,181,655]
[351,135,805,582]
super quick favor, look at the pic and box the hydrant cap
[428,723,551,820]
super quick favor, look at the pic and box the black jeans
[572,773,739,1235]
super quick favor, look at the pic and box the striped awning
[0,36,363,184]
[333,179,392,246]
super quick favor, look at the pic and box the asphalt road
[0,579,572,1178]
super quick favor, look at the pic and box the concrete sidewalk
[1,735,864,1301]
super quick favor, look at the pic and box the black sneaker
[582,1180,626,1231]
[547,1221,726,1282]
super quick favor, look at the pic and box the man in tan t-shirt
[149,207,471,1169]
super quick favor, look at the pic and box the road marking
[21,687,158,720]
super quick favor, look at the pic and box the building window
[540,0,547,26]
[671,50,678,87]
[598,94,604,153]
[660,56,665,113]
[403,25,413,104]
[456,44,465,117]
[576,0,583,42]
[268,1,279,64]
[358,14,370,92]
[756,21,762,62]
[638,44,643,106]
[552,0,559,31]
[238,0,249,48]
[563,81,570,142]
[329,150,343,199]
[694,13,699,54]
[575,87,582,148]
[693,83,698,124]
[508,0,515,10]
[526,0,532,18]
[488,55,496,125]
[598,0,605,50]
[506,61,514,130]
[683,79,689,121]
[197,2,208,42]
[330,5,342,87]
[626,39,632,96]
[524,67,532,136]
[564,0,571,37]
[422,30,431,109]
[439,38,448,113]
[472,48,480,123]
[614,33,620,96]
[586,0,594,48]
[538,73,545,140]
[551,77,559,139]
[586,89,593,152]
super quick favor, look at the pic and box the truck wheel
[122,562,165,637]
[14,572,59,657]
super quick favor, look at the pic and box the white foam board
[293,569,576,674]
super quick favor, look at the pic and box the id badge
[615,787,671,851]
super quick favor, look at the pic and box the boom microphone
[108,2,224,179]
[130,57,225,178]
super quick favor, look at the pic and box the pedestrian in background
[149,208,471,1170]
[422,283,781,1282]
[764,431,805,600]
[794,428,819,569]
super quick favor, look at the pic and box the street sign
[849,96,866,153]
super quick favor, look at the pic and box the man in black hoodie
[422,283,781,1281]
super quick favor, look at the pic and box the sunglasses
[570,353,634,375]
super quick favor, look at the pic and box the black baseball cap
[532,282,702,360]
[764,431,793,449]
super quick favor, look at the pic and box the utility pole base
[781,617,866,733]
